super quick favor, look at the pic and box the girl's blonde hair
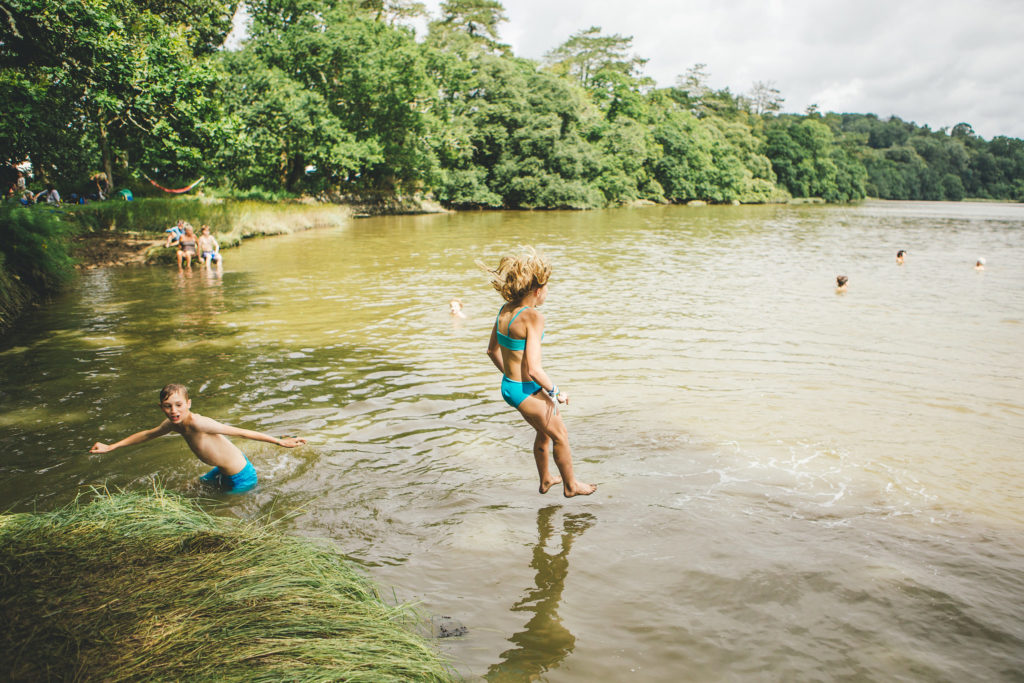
[479,246,552,302]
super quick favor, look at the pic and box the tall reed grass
[0,488,454,682]
[0,204,77,330]
[68,197,351,243]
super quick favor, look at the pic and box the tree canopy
[2,0,1022,205]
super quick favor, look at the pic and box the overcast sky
[417,0,1024,140]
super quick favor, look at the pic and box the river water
[1,201,1022,680]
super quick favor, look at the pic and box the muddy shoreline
[72,232,165,269]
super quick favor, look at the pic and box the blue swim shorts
[200,457,258,493]
[202,251,220,262]
[501,375,543,408]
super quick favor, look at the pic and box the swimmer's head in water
[976,257,986,266]
[159,383,189,402]
[897,250,906,257]
[836,275,848,287]
[480,246,552,302]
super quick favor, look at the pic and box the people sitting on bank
[165,219,187,248]
[176,224,199,270]
[36,184,61,206]
[198,225,222,273]
[5,170,26,199]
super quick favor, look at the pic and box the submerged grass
[0,488,454,682]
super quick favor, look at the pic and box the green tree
[672,63,711,115]
[213,52,381,192]
[244,0,439,191]
[431,55,603,208]
[544,26,647,90]
[1,0,232,188]
[748,80,784,116]
[764,117,864,201]
[427,0,510,55]
[357,0,427,25]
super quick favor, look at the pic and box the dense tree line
[3,0,1023,207]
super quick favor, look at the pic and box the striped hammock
[142,173,205,194]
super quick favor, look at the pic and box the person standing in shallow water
[89,383,306,492]
[481,247,597,498]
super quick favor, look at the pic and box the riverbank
[72,231,164,269]
[2,195,449,332]
[0,488,454,681]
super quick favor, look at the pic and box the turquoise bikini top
[495,305,542,351]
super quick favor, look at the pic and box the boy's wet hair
[159,383,190,402]
[836,275,848,286]
[897,250,906,257]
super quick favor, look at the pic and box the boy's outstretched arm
[195,415,307,448]
[90,421,172,453]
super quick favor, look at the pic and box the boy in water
[835,275,849,292]
[896,250,906,265]
[89,384,306,492]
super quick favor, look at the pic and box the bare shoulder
[523,307,546,327]
[188,412,225,432]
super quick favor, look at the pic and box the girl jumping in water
[482,246,597,498]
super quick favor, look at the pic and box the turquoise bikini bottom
[501,376,542,408]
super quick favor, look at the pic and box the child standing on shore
[481,246,597,498]
[89,384,306,492]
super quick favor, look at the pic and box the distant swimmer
[975,257,986,271]
[896,250,906,265]
[836,275,849,292]
[89,383,307,493]
[449,297,466,318]
[481,246,597,498]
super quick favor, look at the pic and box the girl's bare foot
[564,481,597,498]
[539,476,563,494]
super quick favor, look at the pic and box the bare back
[496,304,542,382]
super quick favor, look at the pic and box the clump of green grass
[0,488,454,682]
[0,204,78,293]
[67,197,350,239]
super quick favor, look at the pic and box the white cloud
[420,0,1024,138]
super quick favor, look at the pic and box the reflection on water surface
[1,201,1023,680]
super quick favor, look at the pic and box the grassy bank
[0,204,77,332]
[64,197,354,264]
[0,488,454,682]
